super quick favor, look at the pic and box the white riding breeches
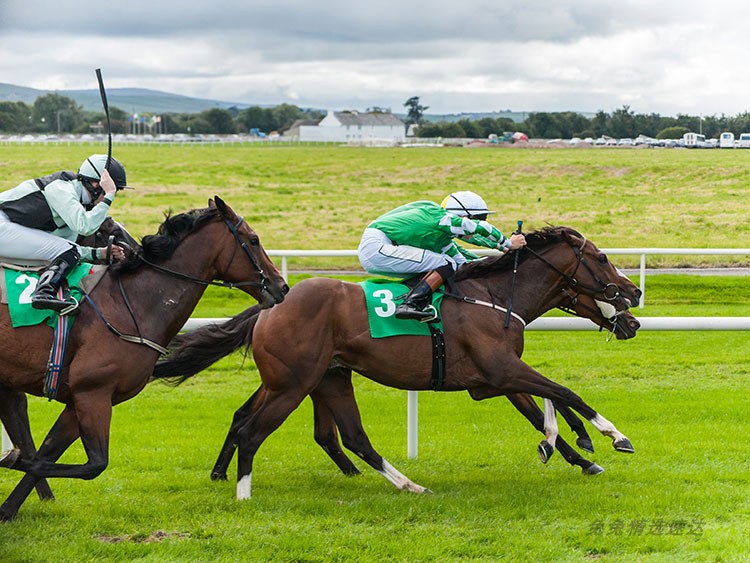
[0,211,79,267]
[358,227,460,276]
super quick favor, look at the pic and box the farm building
[290,110,405,143]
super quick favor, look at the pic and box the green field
[1,145,749,562]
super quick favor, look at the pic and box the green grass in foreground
[0,275,749,562]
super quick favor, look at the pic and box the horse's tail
[151,304,262,385]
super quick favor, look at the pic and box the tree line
[0,93,322,136]
[414,106,750,140]
[4,92,750,140]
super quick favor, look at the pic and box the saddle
[0,263,108,327]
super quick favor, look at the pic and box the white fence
[268,247,750,308]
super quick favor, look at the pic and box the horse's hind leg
[310,368,360,476]
[318,369,428,493]
[0,404,80,521]
[0,390,55,500]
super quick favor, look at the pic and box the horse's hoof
[210,471,228,481]
[537,440,555,464]
[582,462,605,476]
[613,438,635,453]
[576,437,595,453]
[0,449,21,469]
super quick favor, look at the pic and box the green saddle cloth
[359,279,445,339]
[4,264,94,328]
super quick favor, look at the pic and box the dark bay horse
[0,197,288,520]
[154,226,641,498]
[0,217,142,505]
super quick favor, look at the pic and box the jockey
[0,154,129,311]
[358,191,526,321]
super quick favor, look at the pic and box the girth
[428,324,446,391]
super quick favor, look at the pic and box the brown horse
[0,197,288,520]
[154,226,641,498]
[0,217,142,505]
[155,287,639,480]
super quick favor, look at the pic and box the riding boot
[395,264,453,322]
[31,248,80,312]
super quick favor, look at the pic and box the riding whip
[504,220,523,328]
[95,68,112,171]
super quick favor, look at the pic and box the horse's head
[209,196,288,308]
[558,288,640,340]
[516,226,640,321]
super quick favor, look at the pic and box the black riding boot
[31,248,80,312]
[395,264,453,322]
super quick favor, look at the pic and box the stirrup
[418,304,438,323]
[31,293,78,314]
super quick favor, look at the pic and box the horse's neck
[116,235,220,341]
[467,255,568,323]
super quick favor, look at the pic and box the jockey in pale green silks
[0,154,129,311]
[358,191,526,322]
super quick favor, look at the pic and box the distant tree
[31,93,84,133]
[271,103,307,132]
[523,112,562,138]
[656,126,689,139]
[0,101,32,133]
[236,106,276,134]
[404,96,429,127]
[200,108,236,134]
[457,118,483,138]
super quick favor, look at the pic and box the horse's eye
[249,237,260,247]
[598,254,608,264]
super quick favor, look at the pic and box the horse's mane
[454,225,581,281]
[112,206,220,274]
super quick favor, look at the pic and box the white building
[294,110,405,143]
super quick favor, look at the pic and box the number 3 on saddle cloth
[359,279,447,390]
[0,263,108,398]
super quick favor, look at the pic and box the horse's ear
[208,198,216,208]
[213,196,234,219]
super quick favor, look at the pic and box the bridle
[84,213,273,355]
[522,234,622,305]
[136,215,271,292]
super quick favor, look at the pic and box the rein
[86,214,270,354]
[135,216,270,291]
[523,235,621,302]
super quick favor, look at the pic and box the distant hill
[0,82,593,122]
[0,83,258,114]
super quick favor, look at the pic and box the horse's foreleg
[0,390,55,500]
[234,386,308,500]
[211,389,264,481]
[310,369,360,476]
[2,392,111,480]
[556,402,595,453]
[0,404,80,521]
[589,413,634,453]
[490,361,634,456]
[505,393,603,475]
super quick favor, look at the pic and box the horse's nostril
[282,284,290,295]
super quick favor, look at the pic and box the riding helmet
[78,154,128,190]
[441,191,495,218]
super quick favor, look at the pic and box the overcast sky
[1,1,748,116]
